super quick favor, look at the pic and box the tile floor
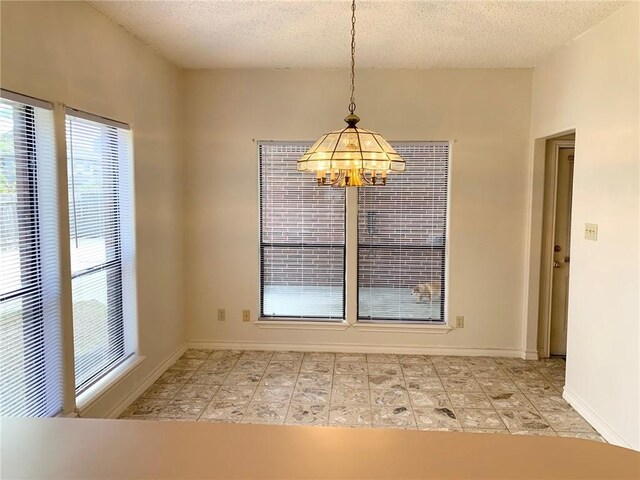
[119,349,604,442]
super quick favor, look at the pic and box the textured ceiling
[90,0,627,69]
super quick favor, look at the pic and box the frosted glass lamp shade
[297,114,405,186]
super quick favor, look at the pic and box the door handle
[553,261,561,269]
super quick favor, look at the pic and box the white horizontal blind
[0,93,62,416]
[358,142,449,322]
[66,111,136,393]
[259,143,345,319]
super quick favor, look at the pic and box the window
[0,92,61,416]
[66,110,136,393]
[358,142,449,322]
[259,143,345,319]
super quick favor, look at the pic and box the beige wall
[527,3,639,449]
[1,1,186,417]
[183,68,533,355]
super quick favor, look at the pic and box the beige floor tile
[486,391,534,410]
[408,390,451,408]
[398,354,431,365]
[200,401,247,422]
[303,352,335,363]
[271,351,304,362]
[171,358,205,370]
[329,405,372,426]
[335,361,368,375]
[448,392,492,409]
[188,371,229,386]
[300,361,334,374]
[140,383,182,400]
[543,411,595,433]
[330,388,370,406]
[441,377,482,392]
[476,378,519,393]
[233,359,269,372]
[463,428,509,434]
[434,365,473,377]
[367,353,399,364]
[514,379,559,395]
[252,386,294,403]
[372,405,416,429]
[413,407,461,431]
[260,372,297,388]
[243,402,288,424]
[212,385,256,403]
[369,375,406,390]
[335,353,367,363]
[120,398,168,419]
[524,393,573,412]
[557,431,605,442]
[498,408,554,434]
[181,349,212,360]
[265,360,301,374]
[157,369,194,385]
[286,403,329,426]
[405,376,444,391]
[368,363,402,376]
[158,398,208,419]
[222,372,262,386]
[333,374,369,389]
[296,373,333,389]
[455,408,506,429]
[173,384,219,401]
[401,364,436,377]
[292,386,330,404]
[371,389,410,407]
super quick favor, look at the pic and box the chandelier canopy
[296,0,405,187]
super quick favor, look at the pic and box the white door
[550,148,574,356]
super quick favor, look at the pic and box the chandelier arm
[349,0,356,114]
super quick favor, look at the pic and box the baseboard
[521,350,539,360]
[105,341,188,419]
[187,340,524,358]
[563,386,632,449]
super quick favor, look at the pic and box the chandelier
[296,0,406,187]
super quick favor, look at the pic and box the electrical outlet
[455,315,465,328]
[242,310,251,322]
[585,223,598,241]
[217,308,226,321]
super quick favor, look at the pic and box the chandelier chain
[349,0,356,114]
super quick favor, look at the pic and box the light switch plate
[217,308,226,321]
[585,223,598,241]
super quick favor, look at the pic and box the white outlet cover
[584,223,598,241]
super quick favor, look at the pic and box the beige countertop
[1,417,639,479]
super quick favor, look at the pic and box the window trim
[0,90,62,416]
[65,110,137,398]
[258,141,347,321]
[256,140,452,329]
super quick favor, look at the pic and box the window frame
[256,140,451,327]
[258,141,347,322]
[65,108,137,397]
[0,90,62,417]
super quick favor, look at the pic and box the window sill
[353,322,452,334]
[76,354,145,415]
[255,319,350,331]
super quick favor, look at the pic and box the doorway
[538,135,575,358]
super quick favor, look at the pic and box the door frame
[538,139,575,358]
